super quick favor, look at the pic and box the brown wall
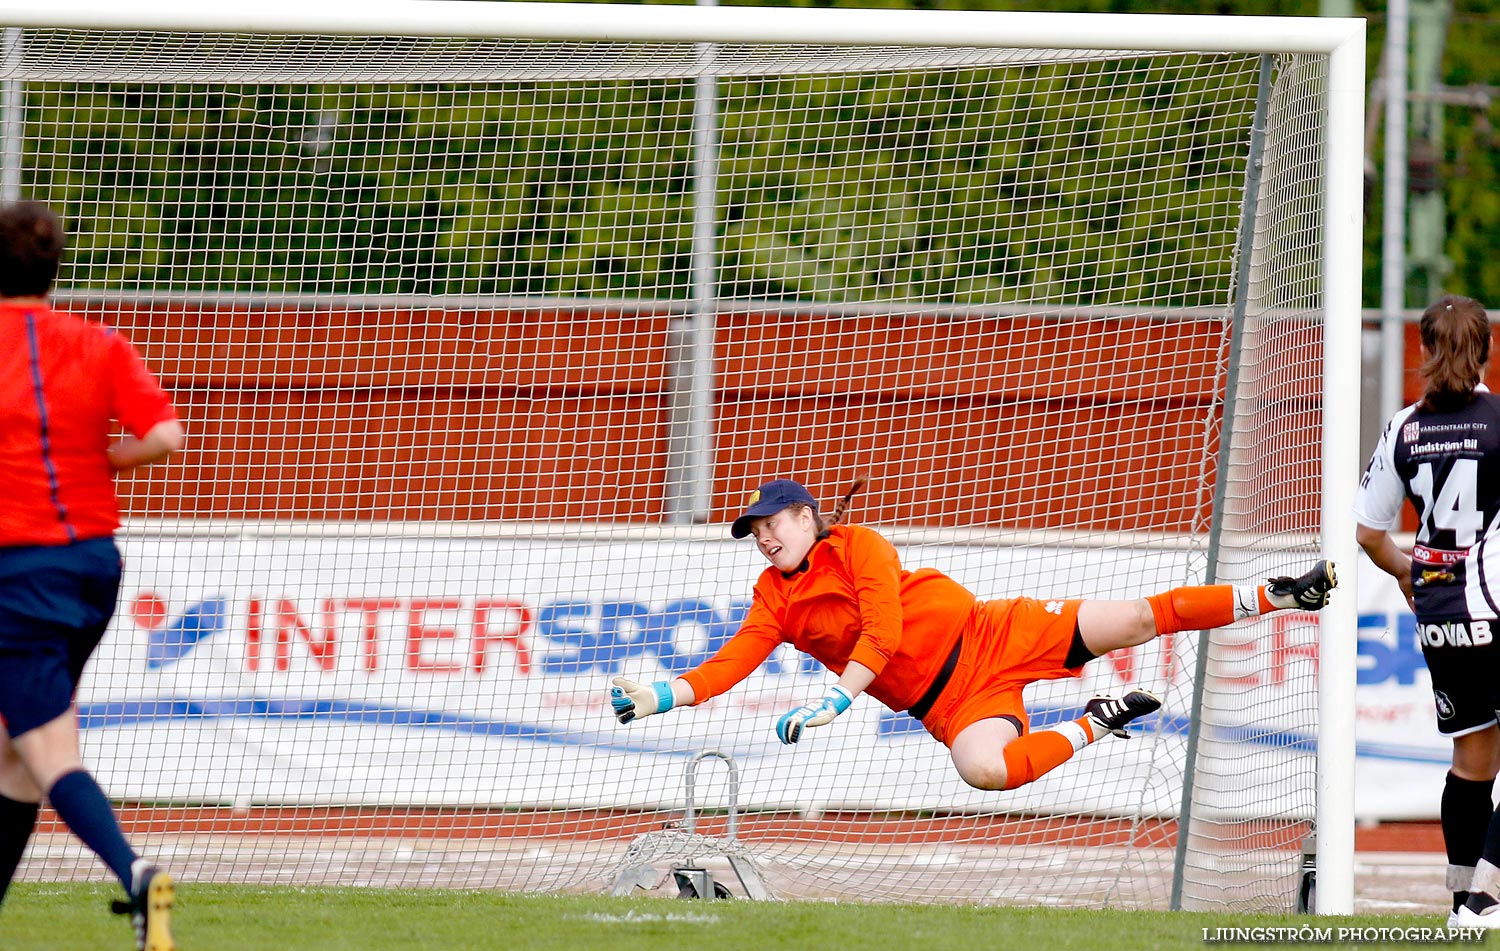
[106,303,1281,532]
[713,312,1229,532]
[117,304,673,521]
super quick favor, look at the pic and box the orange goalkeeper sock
[1000,720,1094,790]
[1146,585,1272,635]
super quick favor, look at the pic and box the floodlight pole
[664,0,720,524]
[1380,0,1409,425]
[0,28,20,201]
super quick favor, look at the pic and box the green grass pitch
[0,884,1465,951]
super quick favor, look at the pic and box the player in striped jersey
[611,478,1336,795]
[1356,295,1500,929]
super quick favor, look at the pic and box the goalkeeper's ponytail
[819,477,868,534]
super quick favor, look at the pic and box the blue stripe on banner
[23,311,74,541]
[75,697,721,759]
[879,703,1454,766]
[77,696,1455,766]
[1034,703,1455,765]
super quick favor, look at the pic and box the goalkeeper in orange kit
[610,478,1337,792]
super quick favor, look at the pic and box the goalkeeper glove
[610,676,676,724]
[775,685,854,745]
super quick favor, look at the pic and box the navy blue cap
[730,479,818,539]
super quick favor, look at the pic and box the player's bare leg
[0,729,42,908]
[949,691,1160,792]
[1444,727,1500,926]
[950,717,1021,790]
[11,710,175,950]
[977,561,1342,797]
[1077,560,1338,657]
[0,736,42,801]
[1076,598,1158,654]
[9,710,85,792]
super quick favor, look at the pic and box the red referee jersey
[0,302,177,547]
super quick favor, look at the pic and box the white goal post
[5,0,1364,914]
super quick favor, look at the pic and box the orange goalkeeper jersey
[680,524,974,712]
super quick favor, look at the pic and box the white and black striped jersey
[1354,388,1500,621]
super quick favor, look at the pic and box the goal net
[11,3,1361,912]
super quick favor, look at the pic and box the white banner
[76,535,1446,820]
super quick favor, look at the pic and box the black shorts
[0,537,122,738]
[1419,617,1500,736]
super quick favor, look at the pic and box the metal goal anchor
[610,749,773,900]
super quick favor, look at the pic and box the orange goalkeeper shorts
[918,596,1087,747]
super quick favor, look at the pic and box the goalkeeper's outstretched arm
[609,620,781,724]
[773,660,875,744]
[611,477,878,739]
[609,676,697,724]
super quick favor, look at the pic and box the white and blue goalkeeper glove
[610,676,675,724]
[774,685,854,744]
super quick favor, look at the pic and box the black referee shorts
[0,537,122,738]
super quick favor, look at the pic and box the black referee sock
[46,769,137,890]
[0,792,40,907]
[1443,772,1495,911]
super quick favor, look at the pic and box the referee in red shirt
[0,202,182,951]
